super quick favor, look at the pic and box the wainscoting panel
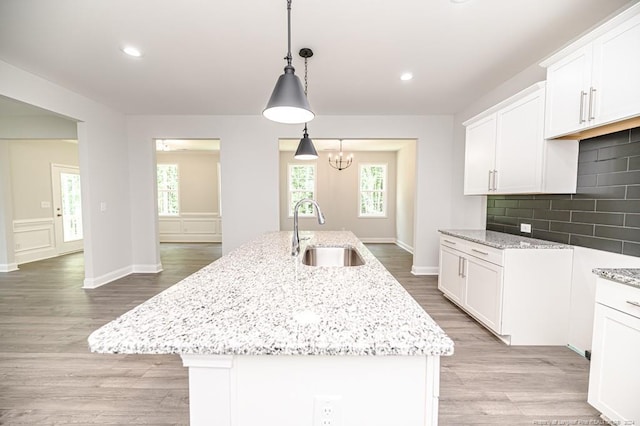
[13,218,57,265]
[159,213,222,243]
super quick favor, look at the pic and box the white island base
[182,354,442,426]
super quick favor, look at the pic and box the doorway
[51,164,83,255]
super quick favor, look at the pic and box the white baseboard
[0,263,19,272]
[567,344,587,358]
[359,237,396,244]
[159,235,222,243]
[83,265,133,289]
[132,263,163,273]
[395,240,414,254]
[411,266,439,276]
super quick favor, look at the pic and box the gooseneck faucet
[292,198,325,256]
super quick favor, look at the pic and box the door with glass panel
[51,164,83,254]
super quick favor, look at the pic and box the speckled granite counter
[88,231,454,356]
[439,229,572,250]
[592,268,640,289]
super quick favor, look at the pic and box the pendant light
[263,0,314,124]
[294,48,318,160]
[328,140,354,171]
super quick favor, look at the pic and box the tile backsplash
[487,126,640,257]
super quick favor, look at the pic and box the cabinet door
[494,88,544,193]
[463,257,503,334]
[438,246,464,304]
[463,114,496,195]
[545,45,592,139]
[592,13,640,126]
[588,304,640,423]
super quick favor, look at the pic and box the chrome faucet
[292,198,325,256]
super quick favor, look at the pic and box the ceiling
[279,139,412,152]
[0,0,635,117]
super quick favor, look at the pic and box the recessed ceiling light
[122,46,142,57]
[400,72,413,81]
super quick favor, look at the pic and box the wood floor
[0,243,599,425]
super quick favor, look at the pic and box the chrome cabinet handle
[579,90,587,123]
[472,248,489,256]
[627,300,640,308]
[458,257,462,276]
[589,87,597,120]
[488,170,493,191]
[493,169,498,191]
[460,258,466,278]
[444,239,457,245]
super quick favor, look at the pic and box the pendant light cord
[286,0,293,66]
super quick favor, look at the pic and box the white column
[181,354,234,426]
[0,140,17,272]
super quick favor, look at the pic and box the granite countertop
[88,231,454,357]
[439,229,572,250]
[592,268,640,289]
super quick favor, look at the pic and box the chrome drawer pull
[627,300,640,308]
[443,239,456,245]
[579,90,587,123]
[471,248,489,256]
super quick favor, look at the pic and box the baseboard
[359,237,396,244]
[15,248,58,265]
[159,235,222,243]
[395,240,414,254]
[132,263,164,274]
[0,263,19,272]
[83,265,133,289]
[411,266,439,276]
[567,344,587,358]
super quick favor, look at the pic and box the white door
[438,246,464,305]
[51,164,83,254]
[591,13,640,127]
[463,256,504,334]
[463,114,497,195]
[544,45,592,138]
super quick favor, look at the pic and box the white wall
[396,142,416,252]
[0,59,131,288]
[0,141,16,271]
[127,115,455,273]
[0,115,77,139]
[279,151,397,241]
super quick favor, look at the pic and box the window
[157,164,179,216]
[359,164,387,217]
[288,164,316,217]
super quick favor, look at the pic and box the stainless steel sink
[301,246,365,267]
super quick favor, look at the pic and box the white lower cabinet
[438,235,573,345]
[588,278,640,424]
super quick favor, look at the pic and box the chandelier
[328,140,353,171]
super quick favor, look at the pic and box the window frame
[157,163,180,216]
[358,163,388,218]
[287,163,317,218]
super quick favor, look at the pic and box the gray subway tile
[529,219,550,231]
[487,223,505,233]
[569,235,623,254]
[579,150,598,163]
[505,208,534,218]
[596,199,640,213]
[623,241,640,257]
[488,207,505,216]
[626,214,640,228]
[532,230,570,244]
[578,158,628,175]
[494,199,519,208]
[551,199,596,211]
[572,212,624,226]
[627,185,640,199]
[597,171,640,186]
[534,194,572,201]
[631,127,640,143]
[575,186,626,199]
[595,225,640,243]
[550,221,594,236]
[534,209,571,221]
[503,225,520,235]
[598,141,640,161]
[578,174,597,187]
[629,156,640,171]
[518,199,551,209]
[494,216,519,226]
[486,198,495,208]
[581,129,630,150]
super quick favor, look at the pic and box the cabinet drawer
[440,236,503,266]
[596,277,640,318]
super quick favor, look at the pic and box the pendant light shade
[294,126,318,160]
[263,0,315,124]
[264,66,314,124]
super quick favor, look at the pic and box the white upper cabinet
[543,6,640,139]
[463,82,578,195]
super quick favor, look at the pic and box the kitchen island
[89,231,453,426]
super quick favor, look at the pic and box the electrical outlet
[314,395,342,426]
[520,223,532,233]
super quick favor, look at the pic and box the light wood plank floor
[0,243,600,425]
